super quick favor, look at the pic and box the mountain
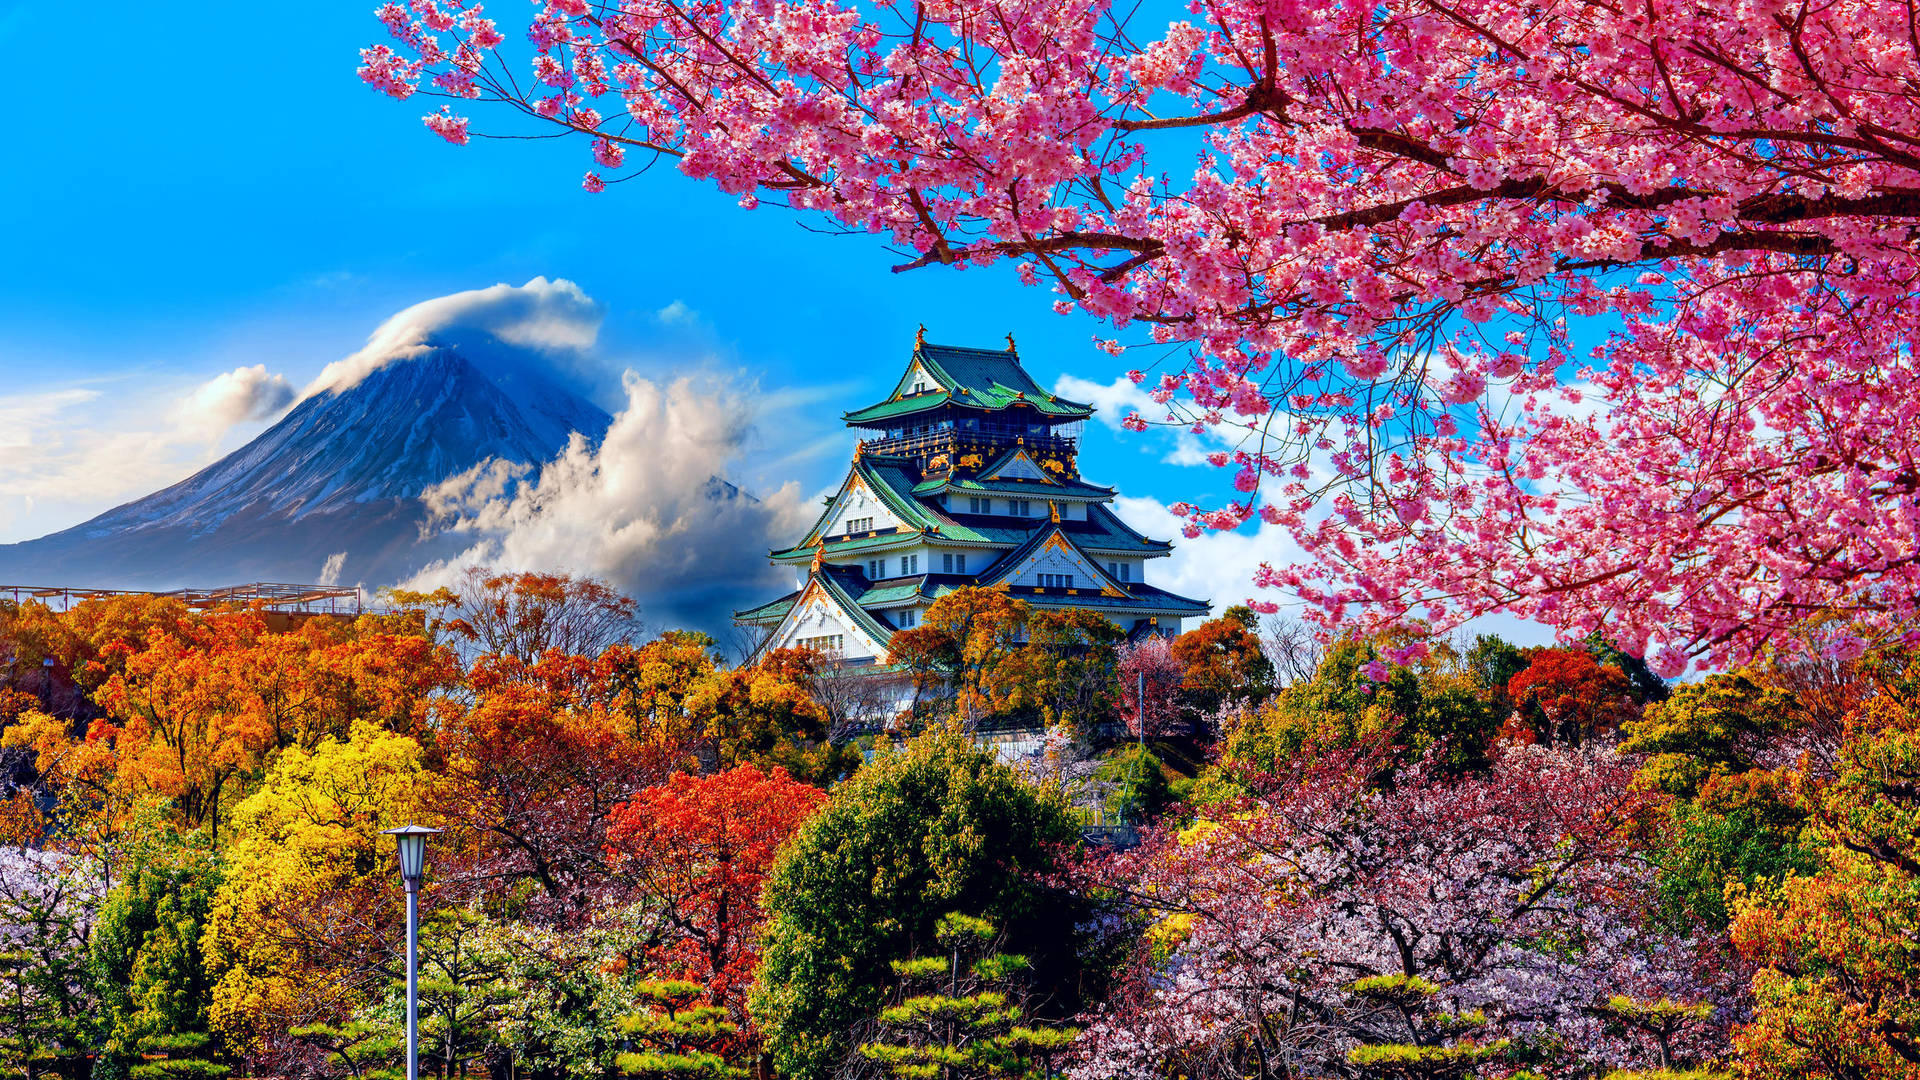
[0,349,611,589]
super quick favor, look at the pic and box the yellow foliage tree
[203,721,448,1054]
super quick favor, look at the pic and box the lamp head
[380,824,441,882]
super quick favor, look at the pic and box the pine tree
[614,980,746,1080]
[1342,975,1512,1080]
[858,913,1078,1080]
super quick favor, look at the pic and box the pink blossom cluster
[361,0,1920,670]
[1071,743,1737,1078]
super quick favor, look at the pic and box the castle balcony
[865,419,1081,462]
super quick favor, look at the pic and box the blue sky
[0,0,1277,610]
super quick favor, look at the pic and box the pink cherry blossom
[359,0,1920,670]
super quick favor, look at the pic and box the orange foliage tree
[605,765,826,1030]
[1504,648,1638,748]
[1171,606,1276,715]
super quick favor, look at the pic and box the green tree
[616,980,746,1080]
[750,732,1090,1080]
[1342,975,1512,1080]
[858,913,1079,1080]
[91,831,226,1080]
[1621,673,1794,799]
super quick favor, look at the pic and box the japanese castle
[737,332,1209,670]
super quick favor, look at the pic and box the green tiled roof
[774,498,1171,562]
[844,342,1094,426]
[914,475,1115,501]
[735,590,799,625]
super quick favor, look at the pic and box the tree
[202,721,448,1062]
[615,980,747,1080]
[91,829,227,1080]
[0,849,99,1080]
[858,913,1079,1080]
[750,732,1091,1080]
[419,568,642,664]
[891,590,1029,724]
[1728,655,1920,1080]
[361,0,1920,674]
[1504,648,1636,748]
[1079,742,1715,1080]
[1116,637,1184,741]
[604,766,826,1029]
[448,648,669,915]
[1171,607,1276,715]
[1621,673,1796,799]
[680,657,860,785]
[986,610,1123,732]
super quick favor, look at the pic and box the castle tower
[735,334,1209,671]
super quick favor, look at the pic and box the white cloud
[404,372,814,636]
[656,299,696,325]
[1112,495,1307,616]
[1057,373,1257,467]
[0,366,301,543]
[303,276,603,399]
[318,551,348,586]
[172,364,295,431]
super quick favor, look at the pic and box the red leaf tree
[604,765,826,1027]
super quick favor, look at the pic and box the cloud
[0,367,301,543]
[303,276,604,399]
[656,299,696,325]
[172,364,295,431]
[403,372,814,638]
[1057,373,1250,467]
[318,552,348,587]
[1112,495,1305,616]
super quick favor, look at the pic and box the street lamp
[381,825,441,1080]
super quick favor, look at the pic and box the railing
[2,582,368,615]
[863,429,1079,460]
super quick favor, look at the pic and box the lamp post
[381,825,440,1080]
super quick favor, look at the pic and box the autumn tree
[1504,648,1637,748]
[680,654,860,784]
[615,981,747,1080]
[1729,651,1920,1079]
[418,568,641,664]
[447,648,668,915]
[202,721,448,1064]
[605,765,826,1028]
[751,733,1092,1080]
[986,610,1123,732]
[1171,607,1276,716]
[890,589,1029,724]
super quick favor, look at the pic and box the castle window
[968,497,989,514]
[868,558,886,578]
[1109,562,1130,582]
[943,552,967,573]
[1038,573,1075,589]
[1009,499,1032,516]
[901,554,920,575]
[799,634,844,653]
[846,516,873,534]
[896,609,918,629]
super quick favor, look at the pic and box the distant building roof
[844,341,1094,426]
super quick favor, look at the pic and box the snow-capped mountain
[0,348,611,589]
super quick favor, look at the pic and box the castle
[737,332,1208,683]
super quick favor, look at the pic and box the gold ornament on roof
[915,324,928,347]
[1049,501,1061,523]
[1006,332,1017,352]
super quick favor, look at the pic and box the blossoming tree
[362,0,1920,672]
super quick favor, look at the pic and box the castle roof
[843,341,1094,427]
